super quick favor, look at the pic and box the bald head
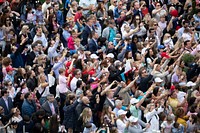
[82,96,90,104]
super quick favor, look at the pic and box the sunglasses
[154,24,158,26]
[142,70,147,73]
[8,84,12,86]
[114,1,117,3]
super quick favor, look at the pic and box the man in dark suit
[104,90,115,110]
[42,94,59,116]
[26,42,39,66]
[75,96,91,117]
[81,16,94,47]
[88,32,102,54]
[0,89,13,115]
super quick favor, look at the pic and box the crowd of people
[0,0,200,132]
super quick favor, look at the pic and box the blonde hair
[37,54,46,65]
[20,25,29,34]
[144,103,155,114]
[71,1,77,7]
[148,18,157,28]
[163,33,171,42]
[136,42,144,50]
[80,107,92,124]
[38,73,45,84]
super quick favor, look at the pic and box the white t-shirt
[161,121,174,133]
[177,91,186,103]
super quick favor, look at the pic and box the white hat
[155,77,163,83]
[186,81,196,87]
[128,116,138,123]
[90,54,99,59]
[130,98,139,104]
[106,53,114,58]
[179,82,186,86]
[118,110,127,116]
[114,60,120,66]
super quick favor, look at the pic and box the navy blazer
[0,97,13,115]
[88,39,99,54]
[81,25,92,46]
[26,51,36,66]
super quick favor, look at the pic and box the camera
[65,51,71,57]
[64,48,71,57]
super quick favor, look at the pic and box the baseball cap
[77,46,85,51]
[158,45,165,49]
[186,81,196,87]
[129,116,138,123]
[6,65,14,72]
[170,85,176,91]
[106,53,114,58]
[154,77,163,83]
[90,54,99,59]
[114,60,122,67]
[161,52,170,59]
[179,82,186,86]
[130,98,139,104]
[66,61,71,68]
[170,10,178,17]
[118,110,127,116]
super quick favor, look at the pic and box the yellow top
[177,117,187,128]
[168,97,179,110]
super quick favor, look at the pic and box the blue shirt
[108,28,116,42]
[65,0,71,9]
[114,8,121,19]
[62,30,71,40]
[4,74,14,83]
[56,10,64,26]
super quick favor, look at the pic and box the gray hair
[115,100,122,106]
[47,94,54,99]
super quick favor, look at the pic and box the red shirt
[74,12,82,22]
[142,8,149,16]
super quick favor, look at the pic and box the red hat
[88,70,95,76]
[161,52,170,59]
[6,65,14,72]
[170,85,175,91]
[170,10,178,17]
[176,26,181,30]
[65,61,71,68]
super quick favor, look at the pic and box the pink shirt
[67,36,75,50]
[59,75,68,93]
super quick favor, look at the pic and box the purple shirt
[171,73,179,83]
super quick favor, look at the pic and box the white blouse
[144,107,164,132]
[116,118,128,133]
